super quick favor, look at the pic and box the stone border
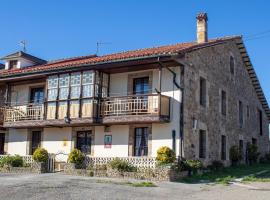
[0,162,47,174]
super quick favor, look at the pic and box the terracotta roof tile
[0,36,240,77]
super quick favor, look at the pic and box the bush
[170,160,188,172]
[68,149,84,166]
[184,159,203,174]
[207,160,224,171]
[0,155,23,167]
[108,158,136,172]
[259,153,270,164]
[156,146,176,165]
[33,148,49,163]
[247,144,260,165]
[229,145,242,165]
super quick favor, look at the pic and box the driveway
[0,173,269,200]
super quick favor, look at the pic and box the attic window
[9,60,18,69]
[229,56,235,75]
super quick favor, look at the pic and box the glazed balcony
[101,94,170,124]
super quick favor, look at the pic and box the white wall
[94,125,129,157]
[5,57,35,70]
[42,127,72,155]
[7,129,28,155]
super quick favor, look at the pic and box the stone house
[0,13,269,166]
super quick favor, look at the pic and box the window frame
[199,130,206,159]
[199,77,207,107]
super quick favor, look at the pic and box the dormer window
[9,60,18,69]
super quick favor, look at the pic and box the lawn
[182,163,270,185]
[242,170,270,182]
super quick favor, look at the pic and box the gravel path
[0,173,269,200]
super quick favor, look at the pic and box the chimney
[196,12,208,43]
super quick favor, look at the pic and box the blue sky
[0,0,270,101]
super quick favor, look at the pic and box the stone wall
[180,40,269,166]
[0,162,47,174]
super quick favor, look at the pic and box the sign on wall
[104,134,112,148]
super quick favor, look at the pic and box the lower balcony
[101,94,170,124]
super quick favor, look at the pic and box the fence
[85,156,157,168]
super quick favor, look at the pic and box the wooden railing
[3,104,44,122]
[101,94,170,117]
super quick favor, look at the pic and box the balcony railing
[101,94,170,117]
[3,104,44,122]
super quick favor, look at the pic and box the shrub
[108,158,136,172]
[259,153,270,164]
[156,146,176,165]
[170,160,188,172]
[0,155,23,167]
[33,148,49,163]
[247,144,260,165]
[184,159,203,174]
[229,145,242,165]
[68,149,84,166]
[207,160,224,171]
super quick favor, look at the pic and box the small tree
[156,146,176,165]
[229,145,242,166]
[247,144,260,165]
[68,149,84,166]
[33,148,49,163]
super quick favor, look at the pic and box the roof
[0,36,239,77]
[0,63,4,70]
[1,51,47,65]
[0,36,269,120]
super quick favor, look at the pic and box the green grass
[182,163,270,185]
[242,171,270,182]
[96,180,157,187]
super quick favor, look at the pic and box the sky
[0,0,270,101]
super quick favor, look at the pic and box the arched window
[230,56,235,75]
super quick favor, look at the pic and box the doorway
[76,131,92,154]
[0,133,5,154]
[31,131,41,155]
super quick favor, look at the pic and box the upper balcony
[101,94,170,124]
[2,93,170,128]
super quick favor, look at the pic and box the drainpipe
[157,58,184,160]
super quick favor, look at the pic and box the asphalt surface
[0,173,269,200]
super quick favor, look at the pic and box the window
[200,77,206,107]
[30,87,44,104]
[133,77,149,95]
[102,73,109,97]
[59,74,70,100]
[258,109,263,136]
[221,90,226,116]
[239,140,244,160]
[82,71,94,97]
[230,56,235,75]
[9,60,18,69]
[172,130,176,152]
[246,105,250,119]
[70,72,81,99]
[199,130,206,159]
[134,127,148,156]
[31,131,41,155]
[47,76,58,101]
[239,101,243,128]
[76,131,92,154]
[221,135,226,160]
[252,138,257,145]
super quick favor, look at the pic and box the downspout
[157,57,184,159]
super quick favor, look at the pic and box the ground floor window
[77,131,92,154]
[252,138,257,145]
[0,133,5,154]
[31,131,41,155]
[134,127,148,156]
[221,135,226,160]
[199,130,206,158]
[239,140,244,160]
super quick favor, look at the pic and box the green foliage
[229,145,242,165]
[33,148,49,163]
[0,155,23,167]
[184,159,203,173]
[68,149,84,166]
[207,160,224,171]
[156,146,176,165]
[128,181,157,187]
[108,158,136,172]
[247,144,260,165]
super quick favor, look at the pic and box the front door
[31,131,41,155]
[133,77,149,113]
[30,87,44,104]
[77,131,92,154]
[0,133,5,154]
[134,127,148,156]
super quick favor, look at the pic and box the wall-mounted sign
[104,134,112,148]
[63,139,68,147]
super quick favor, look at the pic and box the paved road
[0,173,269,200]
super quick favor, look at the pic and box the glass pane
[48,76,58,89]
[95,84,99,97]
[102,73,109,87]
[82,71,94,84]
[70,86,81,99]
[48,89,58,100]
[102,87,108,97]
[70,100,79,118]
[71,72,81,86]
[59,74,70,87]
[82,85,93,97]
[59,87,69,100]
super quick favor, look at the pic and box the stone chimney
[196,12,208,43]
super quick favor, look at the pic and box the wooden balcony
[101,94,170,124]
